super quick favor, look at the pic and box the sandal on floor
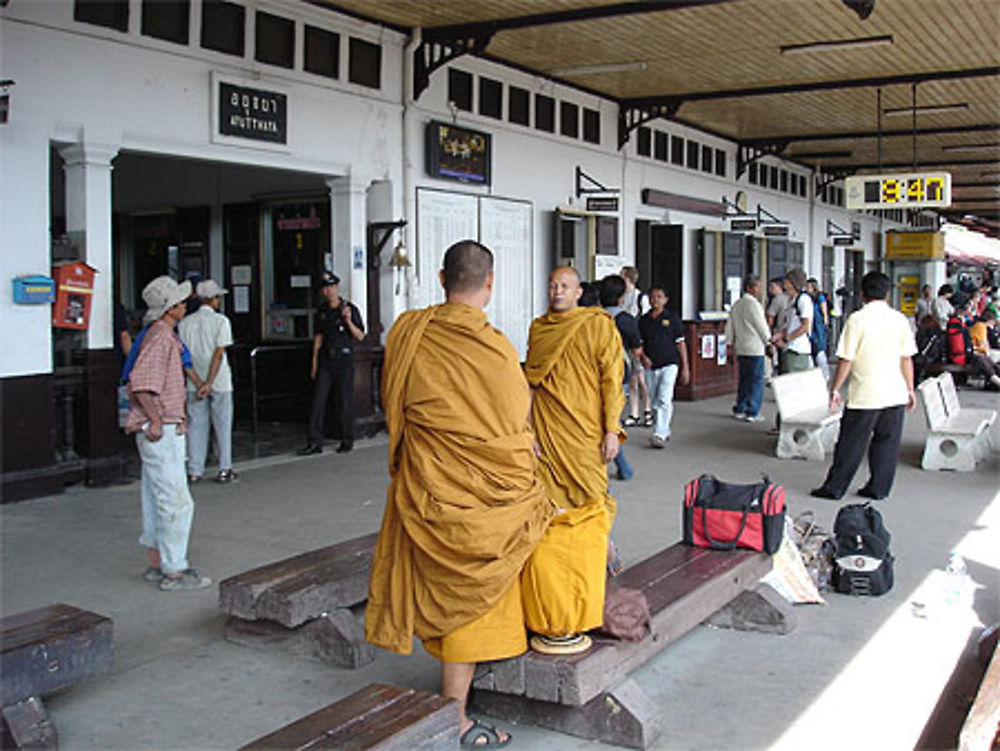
[623,415,641,427]
[643,410,654,427]
[460,718,512,748]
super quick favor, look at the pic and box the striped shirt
[125,319,187,433]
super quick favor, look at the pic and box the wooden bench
[239,683,459,751]
[959,635,1000,751]
[772,368,841,461]
[219,533,378,669]
[0,604,113,750]
[470,543,780,750]
[918,372,996,471]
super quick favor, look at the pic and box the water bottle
[944,551,968,608]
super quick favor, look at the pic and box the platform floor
[2,388,998,750]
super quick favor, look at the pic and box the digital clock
[844,172,951,210]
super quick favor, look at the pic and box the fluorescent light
[884,103,969,116]
[551,61,647,76]
[942,142,1000,153]
[780,34,893,55]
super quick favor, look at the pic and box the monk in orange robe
[522,266,625,654]
[366,240,555,746]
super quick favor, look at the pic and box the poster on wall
[700,334,715,359]
[480,197,533,358]
[416,189,479,308]
[716,334,727,365]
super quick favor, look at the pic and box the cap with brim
[319,272,341,288]
[142,276,192,321]
[196,279,228,298]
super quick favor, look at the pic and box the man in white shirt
[772,268,813,374]
[725,275,771,422]
[178,279,237,484]
[931,284,954,329]
[811,272,917,501]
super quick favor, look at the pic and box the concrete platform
[1,389,998,750]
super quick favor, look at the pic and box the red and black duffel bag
[683,474,785,554]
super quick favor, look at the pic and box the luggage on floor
[831,502,894,596]
[682,474,786,554]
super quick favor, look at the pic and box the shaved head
[548,266,582,312]
[441,240,494,294]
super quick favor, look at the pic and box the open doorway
[636,221,683,315]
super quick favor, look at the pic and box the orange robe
[521,306,625,635]
[365,302,555,662]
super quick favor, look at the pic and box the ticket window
[553,209,618,279]
[262,199,330,340]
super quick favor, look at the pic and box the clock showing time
[844,172,951,210]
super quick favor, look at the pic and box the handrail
[249,343,311,444]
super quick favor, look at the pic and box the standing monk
[522,266,625,654]
[366,241,555,747]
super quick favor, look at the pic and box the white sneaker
[650,435,666,449]
[733,412,746,420]
[743,414,765,422]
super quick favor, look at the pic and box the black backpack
[831,503,894,596]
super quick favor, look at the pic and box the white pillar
[327,174,369,324]
[59,142,119,350]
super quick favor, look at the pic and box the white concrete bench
[918,372,996,471]
[772,368,841,461]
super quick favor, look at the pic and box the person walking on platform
[725,275,771,422]
[299,272,364,455]
[621,266,651,427]
[366,241,555,748]
[601,274,641,481]
[811,272,917,501]
[178,279,237,484]
[639,287,689,446]
[125,276,211,591]
[522,266,624,655]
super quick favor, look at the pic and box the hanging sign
[729,218,758,232]
[844,172,951,210]
[586,196,619,212]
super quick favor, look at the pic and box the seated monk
[522,266,626,654]
[366,240,556,747]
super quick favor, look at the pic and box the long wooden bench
[239,683,458,751]
[959,635,1000,751]
[772,368,841,461]
[470,543,780,750]
[219,533,378,668]
[0,604,113,750]
[918,372,996,471]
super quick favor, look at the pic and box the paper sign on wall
[233,286,250,313]
[290,275,311,288]
[717,334,727,365]
[231,265,252,285]
[700,334,716,359]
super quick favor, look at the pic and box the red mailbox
[52,261,98,330]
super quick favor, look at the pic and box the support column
[58,142,119,350]
[327,174,369,324]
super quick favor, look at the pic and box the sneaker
[187,475,201,485]
[743,414,765,423]
[733,412,747,420]
[650,435,666,449]
[142,566,163,583]
[159,569,212,591]
[215,469,238,484]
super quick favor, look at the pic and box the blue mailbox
[13,275,56,304]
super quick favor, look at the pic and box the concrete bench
[772,368,841,461]
[239,683,459,751]
[0,604,113,750]
[470,543,782,750]
[219,533,378,668]
[918,372,996,471]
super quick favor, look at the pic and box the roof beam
[621,66,1000,109]
[830,158,999,171]
[743,123,1000,148]
[413,0,738,101]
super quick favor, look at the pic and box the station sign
[885,231,945,260]
[586,196,619,213]
[845,172,951,210]
[729,218,757,232]
[218,81,287,144]
[763,224,789,237]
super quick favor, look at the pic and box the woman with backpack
[807,278,830,379]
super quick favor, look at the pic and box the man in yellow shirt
[522,266,625,654]
[968,309,1000,388]
[366,241,555,747]
[811,272,917,502]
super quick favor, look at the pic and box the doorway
[636,221,683,315]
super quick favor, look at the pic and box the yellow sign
[898,274,920,316]
[885,231,944,260]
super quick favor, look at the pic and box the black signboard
[219,82,287,144]
[730,218,757,232]
[586,196,619,212]
[833,236,855,246]
[763,224,789,237]
[426,120,491,184]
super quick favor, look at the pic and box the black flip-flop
[460,718,512,748]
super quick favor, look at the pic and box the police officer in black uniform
[299,272,365,455]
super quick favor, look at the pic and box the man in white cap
[125,276,211,591]
[178,279,237,484]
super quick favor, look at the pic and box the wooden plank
[224,609,375,670]
[0,604,113,707]
[959,642,1000,751]
[474,544,771,707]
[240,683,459,751]
[218,533,378,625]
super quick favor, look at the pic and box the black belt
[324,347,353,358]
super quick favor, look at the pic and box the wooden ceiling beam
[745,124,1000,147]
[832,158,999,171]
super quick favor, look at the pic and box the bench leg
[470,678,662,750]
[776,426,825,461]
[703,583,797,635]
[2,697,57,751]
[921,436,978,472]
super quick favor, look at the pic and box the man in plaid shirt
[126,276,211,591]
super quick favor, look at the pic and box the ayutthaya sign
[218,82,287,144]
